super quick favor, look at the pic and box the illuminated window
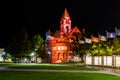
[58,46,60,50]
[53,47,57,50]
[64,46,67,50]
[61,46,64,50]
[57,46,67,50]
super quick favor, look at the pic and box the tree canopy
[6,28,45,59]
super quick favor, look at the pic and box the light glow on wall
[58,46,61,50]
[61,46,64,50]
[53,46,67,51]
[53,47,57,50]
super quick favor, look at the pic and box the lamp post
[48,50,52,64]
[31,52,35,56]
[31,52,35,63]
[2,51,6,62]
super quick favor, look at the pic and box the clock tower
[60,8,71,35]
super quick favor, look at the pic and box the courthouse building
[45,9,82,63]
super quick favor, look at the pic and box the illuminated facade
[45,9,80,63]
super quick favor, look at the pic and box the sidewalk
[93,66,120,76]
[0,66,120,76]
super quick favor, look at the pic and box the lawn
[0,63,97,70]
[0,63,120,80]
[0,71,120,80]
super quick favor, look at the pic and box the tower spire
[61,8,70,19]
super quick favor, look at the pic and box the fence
[85,55,120,67]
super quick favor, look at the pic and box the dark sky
[1,0,120,48]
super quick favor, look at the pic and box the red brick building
[45,8,80,63]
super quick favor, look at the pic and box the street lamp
[31,52,35,63]
[48,51,51,55]
[48,50,52,64]
[31,52,35,56]
[2,52,5,55]
[2,51,6,62]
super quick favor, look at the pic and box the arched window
[58,53,60,60]
[63,53,64,58]
[66,26,69,33]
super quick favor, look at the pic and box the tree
[70,29,88,62]
[79,44,86,62]
[113,38,120,54]
[91,43,99,55]
[106,39,114,55]
[6,28,31,61]
[98,42,107,56]
[71,32,81,55]
[31,34,45,60]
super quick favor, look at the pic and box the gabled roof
[69,26,80,36]
[53,30,60,38]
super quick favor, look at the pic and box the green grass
[1,63,97,70]
[0,71,119,80]
[0,63,120,80]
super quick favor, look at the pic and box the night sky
[1,0,120,48]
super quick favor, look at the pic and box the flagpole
[98,33,100,42]
[115,27,117,34]
[106,30,108,38]
[106,30,107,33]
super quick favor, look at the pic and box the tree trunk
[80,56,84,63]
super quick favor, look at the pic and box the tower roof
[62,8,70,18]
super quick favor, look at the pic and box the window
[57,46,67,50]
[58,46,61,50]
[61,46,64,50]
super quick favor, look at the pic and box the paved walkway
[0,66,120,76]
